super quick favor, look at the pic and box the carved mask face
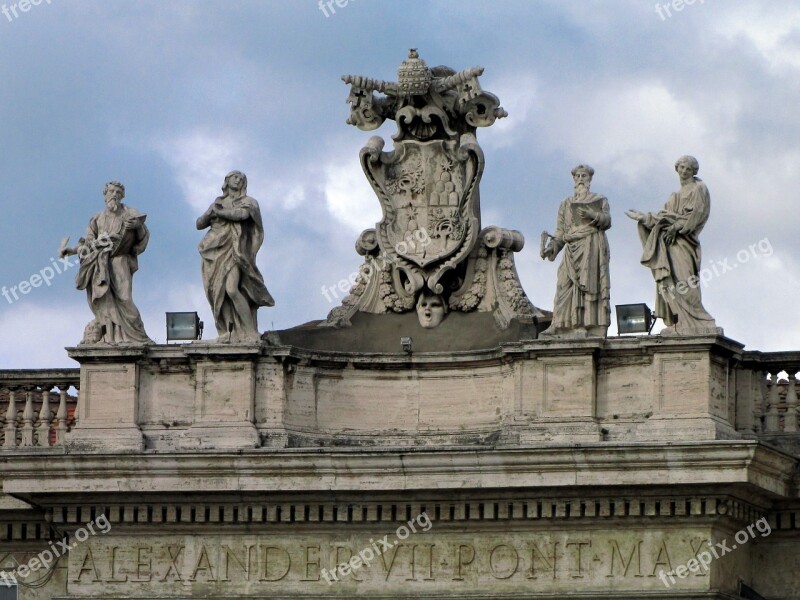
[416,294,446,328]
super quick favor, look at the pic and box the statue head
[674,155,699,177]
[103,181,125,212]
[416,291,447,329]
[222,171,248,196]
[571,164,594,195]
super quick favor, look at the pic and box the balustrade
[0,369,79,448]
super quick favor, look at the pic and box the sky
[1,0,799,368]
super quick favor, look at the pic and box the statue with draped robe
[197,171,274,343]
[540,164,611,338]
[625,155,720,335]
[61,181,153,344]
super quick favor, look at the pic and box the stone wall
[1,336,799,598]
[40,335,767,451]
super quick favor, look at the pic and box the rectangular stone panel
[657,355,708,413]
[138,368,194,426]
[541,357,594,417]
[288,367,506,433]
[81,364,137,423]
[597,358,655,417]
[195,362,254,422]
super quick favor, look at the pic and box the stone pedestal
[595,334,742,442]
[180,343,260,449]
[64,346,147,452]
[502,339,603,443]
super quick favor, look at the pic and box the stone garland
[498,249,537,318]
[449,247,488,312]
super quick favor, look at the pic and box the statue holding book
[60,181,153,344]
[540,164,611,338]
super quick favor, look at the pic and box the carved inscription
[66,530,711,595]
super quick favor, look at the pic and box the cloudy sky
[1,0,798,368]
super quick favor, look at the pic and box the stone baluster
[21,390,35,446]
[56,388,69,445]
[3,390,17,448]
[37,387,52,447]
[765,374,781,433]
[785,376,799,433]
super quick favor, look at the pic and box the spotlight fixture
[166,312,203,342]
[615,303,655,335]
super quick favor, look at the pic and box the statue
[625,156,720,335]
[60,181,153,344]
[196,171,274,343]
[325,49,548,331]
[416,291,447,329]
[540,165,611,338]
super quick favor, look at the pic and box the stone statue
[625,156,720,335]
[326,49,548,331]
[197,171,274,343]
[540,165,611,338]
[60,181,153,344]
[416,291,447,328]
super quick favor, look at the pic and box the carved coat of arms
[362,136,482,293]
[324,49,548,330]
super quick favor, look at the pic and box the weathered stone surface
[52,334,758,450]
[63,528,717,596]
[181,343,260,449]
[2,438,797,598]
[3,442,794,496]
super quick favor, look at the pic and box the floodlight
[166,312,203,342]
[615,304,655,335]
